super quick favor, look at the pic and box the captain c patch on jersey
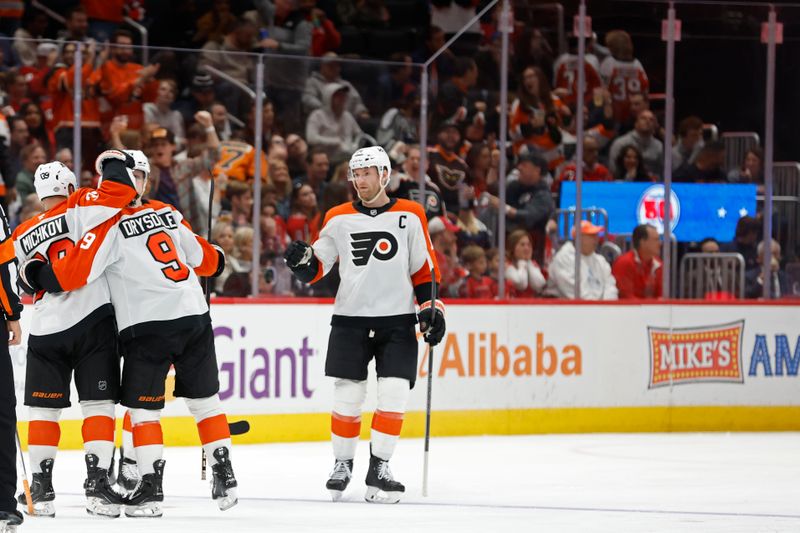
[350,231,398,266]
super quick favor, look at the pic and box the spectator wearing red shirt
[554,136,611,193]
[429,215,464,298]
[458,245,498,299]
[612,224,663,299]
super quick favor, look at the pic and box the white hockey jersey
[309,198,440,328]
[46,199,220,339]
[1,181,136,339]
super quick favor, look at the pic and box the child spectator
[457,245,498,299]
[505,229,546,298]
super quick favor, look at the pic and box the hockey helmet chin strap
[355,169,390,205]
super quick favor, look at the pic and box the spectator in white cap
[546,220,618,300]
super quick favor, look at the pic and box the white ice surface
[14,433,800,532]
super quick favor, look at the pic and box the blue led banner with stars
[559,182,757,242]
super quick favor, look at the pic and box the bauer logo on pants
[647,320,745,388]
[350,231,398,266]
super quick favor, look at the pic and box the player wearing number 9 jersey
[23,158,239,517]
[0,152,139,519]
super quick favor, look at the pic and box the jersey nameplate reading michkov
[20,214,69,254]
[120,210,178,238]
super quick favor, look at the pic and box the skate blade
[25,501,55,517]
[124,502,163,518]
[215,489,238,511]
[0,524,19,533]
[328,489,344,502]
[86,497,121,519]
[364,486,403,504]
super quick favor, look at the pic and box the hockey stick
[201,170,216,481]
[422,268,437,497]
[14,428,33,515]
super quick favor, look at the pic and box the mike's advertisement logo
[648,321,744,388]
[637,184,680,233]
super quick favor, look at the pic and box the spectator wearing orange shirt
[99,29,160,133]
[83,0,125,42]
[612,224,663,299]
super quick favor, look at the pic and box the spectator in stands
[457,245,498,299]
[475,32,512,94]
[745,239,788,299]
[490,154,554,264]
[456,188,491,250]
[553,35,602,108]
[83,0,127,42]
[555,136,612,193]
[510,65,570,172]
[209,101,232,142]
[148,112,221,229]
[176,73,216,129]
[268,157,293,219]
[306,2,341,56]
[14,142,45,200]
[237,99,278,151]
[672,116,704,171]
[302,52,369,120]
[699,237,720,254]
[296,147,330,194]
[305,83,363,165]
[144,79,186,150]
[2,70,29,113]
[286,183,320,242]
[546,220,618,300]
[599,30,649,125]
[19,101,52,157]
[466,142,497,197]
[13,10,49,67]
[505,229,546,298]
[727,147,764,185]
[674,141,726,183]
[514,27,555,83]
[429,215,464,297]
[376,90,419,153]
[612,224,662,299]
[617,92,650,134]
[614,144,655,182]
[433,57,481,134]
[286,134,308,178]
[608,110,663,178]
[200,18,258,116]
[99,29,160,133]
[211,220,236,293]
[412,26,454,87]
[722,215,760,270]
[253,0,313,134]
[337,0,390,28]
[427,122,469,215]
[55,147,73,171]
[231,226,255,273]
[5,116,28,189]
[378,53,416,107]
[226,180,254,228]
[391,144,446,221]
[58,6,94,50]
[192,165,222,233]
[194,0,237,45]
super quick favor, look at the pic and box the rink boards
[11,300,800,448]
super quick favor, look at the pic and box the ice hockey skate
[325,459,353,501]
[0,509,23,533]
[210,447,238,510]
[364,454,404,504]
[116,448,140,494]
[84,454,123,518]
[124,460,165,518]
[17,458,55,517]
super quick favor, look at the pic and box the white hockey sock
[122,410,136,462]
[331,379,367,461]
[28,408,62,474]
[80,401,115,470]
[370,377,410,461]
[129,408,163,476]
[185,396,232,467]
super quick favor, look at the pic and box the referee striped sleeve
[0,205,22,321]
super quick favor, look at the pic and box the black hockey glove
[284,240,313,269]
[210,244,226,278]
[418,301,446,346]
[94,149,135,175]
[18,258,63,295]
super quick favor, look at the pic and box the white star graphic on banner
[739,207,749,217]
[717,207,727,218]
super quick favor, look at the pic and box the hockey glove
[94,149,135,175]
[210,244,226,278]
[18,258,63,295]
[284,240,313,269]
[418,300,446,346]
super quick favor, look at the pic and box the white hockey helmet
[348,146,391,184]
[34,161,77,201]
[125,149,150,180]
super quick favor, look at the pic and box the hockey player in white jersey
[284,146,446,503]
[3,153,139,518]
[21,154,238,518]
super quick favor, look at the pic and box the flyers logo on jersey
[350,231,398,266]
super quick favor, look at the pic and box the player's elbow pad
[291,254,321,284]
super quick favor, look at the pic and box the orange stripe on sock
[132,422,163,447]
[28,420,60,447]
[197,414,231,444]
[331,412,361,438]
[123,410,132,432]
[371,411,404,436]
[82,415,115,443]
